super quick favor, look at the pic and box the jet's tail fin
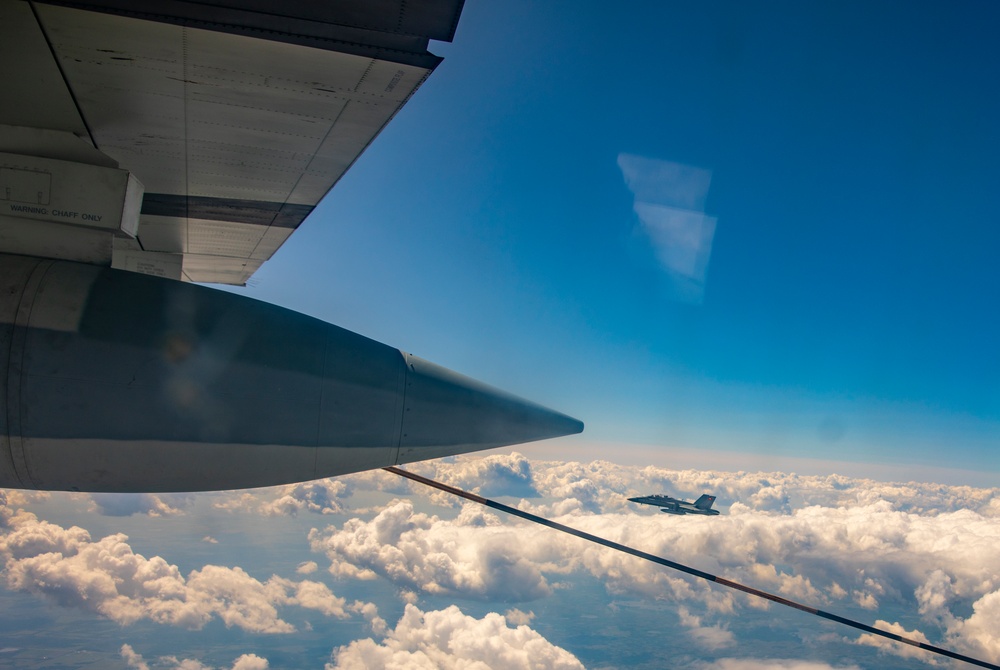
[694,494,716,510]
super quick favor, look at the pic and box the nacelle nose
[396,353,584,464]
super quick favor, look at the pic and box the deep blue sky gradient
[232,0,1000,474]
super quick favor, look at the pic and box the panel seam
[7,258,56,489]
[28,1,98,147]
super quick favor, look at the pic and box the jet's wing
[1,0,463,284]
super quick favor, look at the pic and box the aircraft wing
[0,0,584,494]
[1,0,463,284]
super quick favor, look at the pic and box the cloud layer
[0,508,351,633]
[121,644,269,670]
[328,604,584,670]
[306,454,1000,664]
[5,452,1000,668]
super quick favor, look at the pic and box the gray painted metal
[0,0,584,493]
[0,254,583,492]
[1,0,459,284]
[36,0,464,59]
[628,494,721,516]
[0,123,146,266]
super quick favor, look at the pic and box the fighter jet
[628,494,720,516]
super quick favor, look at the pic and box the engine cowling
[0,254,583,492]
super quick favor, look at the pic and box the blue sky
[4,2,1000,669]
[228,0,1000,478]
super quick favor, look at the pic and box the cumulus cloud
[258,480,348,516]
[697,660,861,670]
[678,606,735,649]
[121,645,150,670]
[327,604,584,670]
[0,489,51,511]
[89,493,192,517]
[310,500,562,602]
[121,644,269,670]
[350,600,388,635]
[208,450,1000,521]
[505,608,535,626]
[22,454,995,665]
[423,453,537,498]
[208,454,538,518]
[855,620,938,662]
[355,454,539,510]
[215,480,349,517]
[0,510,353,633]
[482,455,1000,520]
[951,590,1000,663]
[307,456,1000,662]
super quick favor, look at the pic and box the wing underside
[0,0,463,284]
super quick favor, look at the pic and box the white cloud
[308,456,1000,664]
[504,608,535,626]
[215,480,349,517]
[207,451,1000,521]
[297,561,318,574]
[855,620,938,663]
[0,489,51,512]
[698,660,861,670]
[678,606,735,649]
[212,492,259,513]
[31,455,997,665]
[853,588,878,610]
[309,500,559,602]
[89,493,192,517]
[121,644,150,670]
[230,657,269,670]
[420,452,537,499]
[350,600,388,635]
[938,590,1000,665]
[471,455,1000,518]
[0,510,354,633]
[258,480,348,516]
[121,644,269,670]
[327,604,584,670]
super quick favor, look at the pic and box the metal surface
[0,151,143,234]
[1,0,461,284]
[0,0,584,493]
[35,0,465,60]
[628,493,720,516]
[0,254,582,492]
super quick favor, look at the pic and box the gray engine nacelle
[0,254,582,492]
